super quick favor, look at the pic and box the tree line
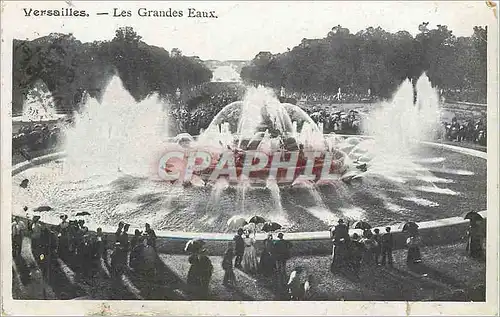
[12,27,213,115]
[240,24,487,103]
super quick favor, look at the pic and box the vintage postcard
[1,1,499,315]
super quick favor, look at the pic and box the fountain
[63,76,170,180]
[12,79,66,133]
[11,73,486,233]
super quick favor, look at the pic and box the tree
[241,24,487,103]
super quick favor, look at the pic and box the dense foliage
[12,27,213,115]
[241,24,487,103]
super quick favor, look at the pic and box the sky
[4,1,495,60]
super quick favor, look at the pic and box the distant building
[188,56,202,62]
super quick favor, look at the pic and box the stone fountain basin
[11,137,487,255]
[165,148,348,187]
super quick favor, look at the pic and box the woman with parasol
[403,222,422,265]
[464,211,485,258]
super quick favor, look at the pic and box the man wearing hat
[30,216,43,261]
[12,216,26,259]
[57,215,71,261]
[349,233,364,277]
[145,223,157,250]
[233,228,245,269]
[330,219,350,272]
[115,221,124,241]
[381,226,394,266]
[273,232,292,295]
[332,219,349,243]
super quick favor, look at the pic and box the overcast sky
[6,1,494,60]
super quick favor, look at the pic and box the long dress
[222,249,236,286]
[259,238,275,277]
[467,222,484,258]
[242,237,259,274]
[406,236,422,264]
[187,254,213,299]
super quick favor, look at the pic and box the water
[18,80,60,121]
[63,76,171,180]
[13,72,484,232]
[355,73,446,186]
[198,86,322,151]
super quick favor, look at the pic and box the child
[222,244,237,287]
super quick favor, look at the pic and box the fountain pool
[11,75,487,234]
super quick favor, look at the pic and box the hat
[277,232,284,238]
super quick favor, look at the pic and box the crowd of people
[11,209,159,288]
[12,122,63,159]
[281,90,374,104]
[329,220,411,278]
[304,107,362,134]
[441,117,487,145]
[12,209,485,300]
[111,221,158,279]
[328,216,486,280]
[184,227,296,300]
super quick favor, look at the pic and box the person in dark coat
[129,230,143,271]
[187,250,213,299]
[139,237,157,281]
[330,219,350,272]
[222,244,237,287]
[372,228,382,265]
[333,219,349,242]
[406,233,422,265]
[348,233,365,277]
[466,219,485,258]
[381,227,394,266]
[57,215,71,261]
[259,233,276,277]
[118,224,130,268]
[273,232,292,292]
[115,222,124,241]
[233,228,245,269]
[145,223,157,249]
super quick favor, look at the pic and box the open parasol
[226,216,248,229]
[262,222,283,232]
[402,222,419,233]
[463,211,483,222]
[248,215,267,225]
[184,238,205,253]
[76,212,91,217]
[34,205,52,212]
